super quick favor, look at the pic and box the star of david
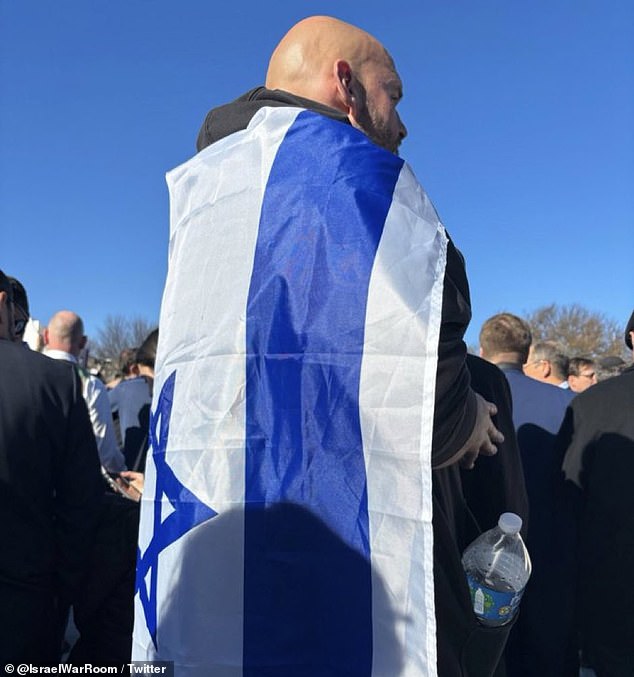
[136,370,218,650]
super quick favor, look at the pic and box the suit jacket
[0,340,103,661]
[499,365,577,677]
[557,366,634,674]
[462,356,529,535]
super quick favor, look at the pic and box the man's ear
[541,360,552,378]
[334,59,357,115]
[79,335,88,351]
[0,291,7,330]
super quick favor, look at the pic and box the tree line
[91,314,156,363]
[524,303,627,359]
[92,304,629,366]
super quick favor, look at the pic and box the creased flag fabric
[133,106,448,676]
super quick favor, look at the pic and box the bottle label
[466,575,524,623]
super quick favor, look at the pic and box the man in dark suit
[0,270,103,664]
[479,313,577,677]
[556,311,634,676]
[461,354,529,534]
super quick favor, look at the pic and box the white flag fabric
[133,106,448,676]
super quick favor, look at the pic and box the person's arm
[86,378,127,472]
[432,239,503,468]
[558,401,589,491]
[434,393,502,469]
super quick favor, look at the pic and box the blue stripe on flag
[244,111,404,675]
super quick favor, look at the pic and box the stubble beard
[354,104,399,155]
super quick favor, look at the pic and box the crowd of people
[1,278,632,675]
[478,312,634,676]
[0,271,153,664]
[2,13,633,677]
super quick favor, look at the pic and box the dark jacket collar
[196,87,350,152]
[495,362,524,373]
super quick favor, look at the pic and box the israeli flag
[133,106,447,676]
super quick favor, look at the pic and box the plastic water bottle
[461,512,531,627]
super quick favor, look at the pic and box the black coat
[0,340,103,663]
[557,366,634,676]
[499,366,578,677]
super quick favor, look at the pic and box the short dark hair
[7,277,29,316]
[136,329,159,369]
[568,356,595,377]
[479,313,532,363]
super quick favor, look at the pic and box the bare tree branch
[524,304,627,359]
[91,314,156,362]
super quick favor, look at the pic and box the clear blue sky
[2,1,632,349]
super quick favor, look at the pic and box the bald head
[266,16,406,153]
[45,310,86,356]
[267,17,383,98]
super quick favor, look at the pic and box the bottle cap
[498,512,522,534]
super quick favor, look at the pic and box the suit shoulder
[572,369,634,411]
[2,343,77,389]
[466,354,504,383]
[32,349,77,379]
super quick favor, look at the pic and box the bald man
[44,310,126,473]
[136,17,506,675]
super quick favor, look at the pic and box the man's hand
[435,393,504,470]
[117,470,144,501]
